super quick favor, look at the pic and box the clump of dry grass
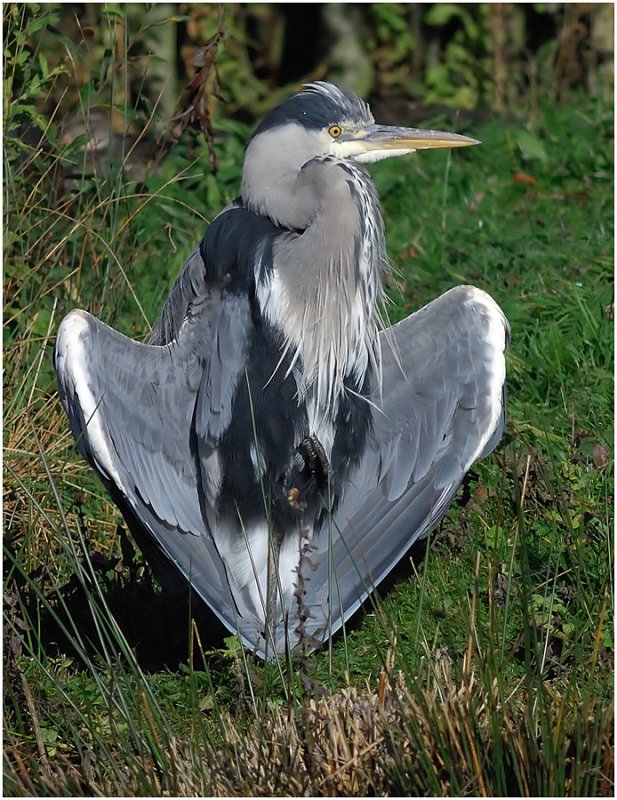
[211,656,613,796]
[4,647,613,797]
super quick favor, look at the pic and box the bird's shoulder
[149,203,282,345]
[199,202,282,291]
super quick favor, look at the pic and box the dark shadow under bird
[54,82,509,659]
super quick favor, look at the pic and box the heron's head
[242,81,478,227]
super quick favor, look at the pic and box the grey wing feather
[195,292,251,443]
[147,246,206,345]
[54,245,264,646]
[298,285,509,648]
[145,198,244,345]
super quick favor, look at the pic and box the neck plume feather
[255,157,389,446]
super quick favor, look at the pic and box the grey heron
[54,82,509,659]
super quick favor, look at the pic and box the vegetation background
[4,3,614,795]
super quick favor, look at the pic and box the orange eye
[328,125,343,138]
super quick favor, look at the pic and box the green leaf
[40,727,58,744]
[199,693,215,712]
[514,129,548,163]
[32,307,52,338]
[425,3,464,26]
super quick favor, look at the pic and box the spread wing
[54,212,276,649]
[296,285,510,650]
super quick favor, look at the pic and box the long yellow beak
[359,124,479,151]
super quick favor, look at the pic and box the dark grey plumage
[54,82,509,658]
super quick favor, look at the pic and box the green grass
[4,34,613,797]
